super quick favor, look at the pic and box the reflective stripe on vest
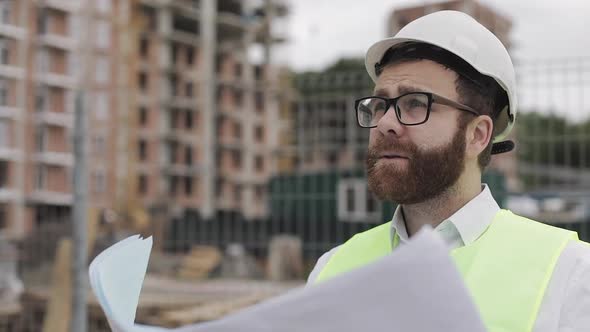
[314,209,578,332]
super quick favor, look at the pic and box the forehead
[373,59,458,98]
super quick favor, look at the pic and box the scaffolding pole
[71,91,88,332]
[200,0,217,219]
[71,0,91,330]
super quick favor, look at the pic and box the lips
[379,153,409,159]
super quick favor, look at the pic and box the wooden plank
[41,207,100,332]
[152,292,275,327]
[41,238,72,332]
[87,207,99,258]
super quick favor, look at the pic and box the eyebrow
[373,84,433,97]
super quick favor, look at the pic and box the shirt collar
[390,184,500,248]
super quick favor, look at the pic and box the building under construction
[0,0,288,242]
[0,0,123,238]
[118,0,287,248]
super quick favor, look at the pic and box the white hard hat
[365,10,517,145]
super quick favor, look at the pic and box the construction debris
[220,244,263,279]
[0,236,23,304]
[267,235,304,281]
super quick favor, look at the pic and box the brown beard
[366,123,467,204]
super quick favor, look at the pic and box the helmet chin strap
[491,140,514,154]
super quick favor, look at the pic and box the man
[307,11,590,332]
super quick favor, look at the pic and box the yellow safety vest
[314,209,579,332]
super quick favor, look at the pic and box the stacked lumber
[177,246,222,280]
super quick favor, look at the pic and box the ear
[465,115,494,159]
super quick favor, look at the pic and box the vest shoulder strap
[315,221,392,283]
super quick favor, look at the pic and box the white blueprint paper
[89,229,487,332]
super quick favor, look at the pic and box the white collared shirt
[389,185,500,250]
[307,185,590,331]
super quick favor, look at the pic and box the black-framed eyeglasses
[355,92,480,128]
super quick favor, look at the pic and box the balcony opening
[35,165,46,190]
[37,8,48,35]
[218,0,241,15]
[234,62,242,78]
[234,184,242,202]
[170,108,180,129]
[172,16,199,35]
[215,54,224,73]
[139,37,149,59]
[138,174,148,195]
[233,88,243,106]
[169,141,179,164]
[254,185,264,202]
[254,126,264,142]
[0,78,7,106]
[35,126,47,152]
[138,139,148,161]
[215,86,224,103]
[231,150,242,168]
[233,122,241,139]
[185,146,193,166]
[254,65,263,81]
[140,5,157,32]
[184,176,193,196]
[215,178,223,198]
[185,110,193,129]
[169,176,179,196]
[0,204,6,230]
[255,155,264,172]
[255,91,265,111]
[187,46,195,65]
[327,152,338,167]
[185,82,193,97]
[171,43,179,64]
[35,204,70,226]
[0,161,8,188]
[0,38,8,65]
[139,107,148,126]
[169,73,178,96]
[138,72,148,92]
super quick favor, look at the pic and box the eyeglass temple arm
[431,94,479,116]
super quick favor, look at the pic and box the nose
[376,105,405,137]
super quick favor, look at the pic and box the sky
[262,0,590,120]
[274,0,590,71]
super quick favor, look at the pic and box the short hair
[375,42,508,170]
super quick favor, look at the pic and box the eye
[374,104,386,113]
[407,98,427,108]
[399,94,429,112]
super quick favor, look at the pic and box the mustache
[367,136,418,157]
